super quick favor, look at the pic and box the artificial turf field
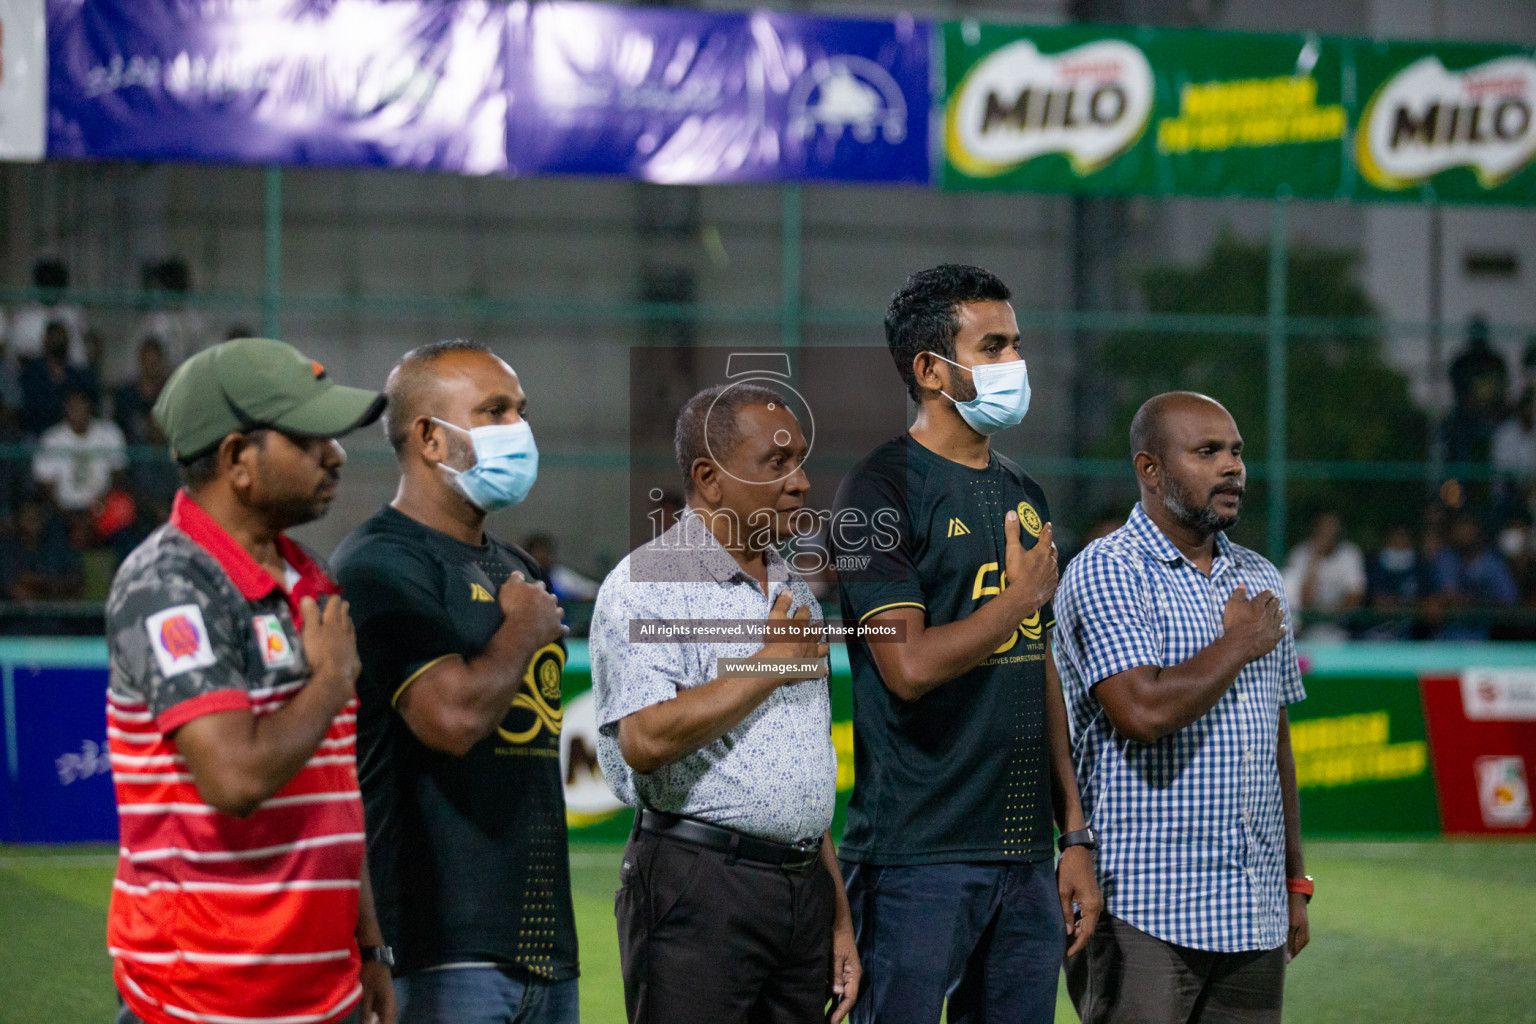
[2,841,1533,1024]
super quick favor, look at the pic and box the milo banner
[1353,40,1536,203]
[943,21,1536,204]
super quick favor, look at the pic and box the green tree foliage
[1095,231,1428,548]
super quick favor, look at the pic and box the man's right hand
[1003,512,1058,614]
[498,571,567,648]
[300,595,361,707]
[1222,585,1287,662]
[751,590,829,683]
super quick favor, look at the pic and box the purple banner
[47,0,510,172]
[46,0,930,185]
[510,3,929,183]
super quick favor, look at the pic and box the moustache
[1211,483,1245,498]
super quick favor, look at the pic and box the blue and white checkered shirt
[1053,503,1305,952]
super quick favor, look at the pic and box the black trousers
[615,828,835,1024]
[1065,915,1286,1024]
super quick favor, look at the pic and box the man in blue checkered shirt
[1053,392,1310,1024]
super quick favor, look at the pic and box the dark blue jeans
[841,859,1062,1024]
[395,967,579,1024]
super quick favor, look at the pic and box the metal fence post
[780,184,802,351]
[1267,198,1289,561]
[263,166,283,338]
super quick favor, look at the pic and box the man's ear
[911,352,948,400]
[690,458,722,507]
[1134,451,1159,491]
[221,433,259,491]
[416,417,445,464]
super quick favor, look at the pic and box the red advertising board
[1421,672,1536,836]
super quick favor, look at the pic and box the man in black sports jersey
[832,265,1102,1024]
[331,341,578,1024]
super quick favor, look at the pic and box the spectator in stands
[1444,315,1509,464]
[31,387,128,517]
[1429,513,1518,639]
[1493,389,1536,518]
[0,498,83,600]
[113,338,179,547]
[131,258,210,364]
[7,259,90,367]
[0,330,24,413]
[1497,511,1536,606]
[19,321,98,434]
[1283,511,1366,640]
[525,531,601,602]
[113,338,171,446]
[1364,525,1426,639]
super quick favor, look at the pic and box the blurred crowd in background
[4,257,1536,641]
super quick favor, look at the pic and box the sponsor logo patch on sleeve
[146,604,218,678]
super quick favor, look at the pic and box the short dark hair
[382,339,493,455]
[885,264,1012,402]
[177,428,271,489]
[674,383,789,494]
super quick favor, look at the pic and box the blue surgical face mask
[433,417,538,512]
[931,353,1031,436]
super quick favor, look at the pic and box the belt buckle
[784,837,820,871]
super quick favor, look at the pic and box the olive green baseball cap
[154,338,386,462]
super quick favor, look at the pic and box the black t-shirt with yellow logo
[332,505,577,980]
[832,433,1055,866]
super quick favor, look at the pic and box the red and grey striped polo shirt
[104,491,365,1024]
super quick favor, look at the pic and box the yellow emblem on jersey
[496,643,565,745]
[469,583,495,602]
[1016,501,1043,538]
[948,518,971,538]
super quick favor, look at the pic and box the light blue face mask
[932,353,1032,436]
[433,417,539,512]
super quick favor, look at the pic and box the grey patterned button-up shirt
[590,510,836,843]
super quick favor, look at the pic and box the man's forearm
[1278,710,1305,877]
[876,586,1041,701]
[618,674,780,774]
[1100,633,1251,743]
[442,625,545,734]
[1045,646,1088,833]
[820,830,852,922]
[356,857,384,946]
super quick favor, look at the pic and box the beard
[1163,475,1242,534]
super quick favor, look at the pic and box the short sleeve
[589,573,693,733]
[333,542,461,706]
[106,561,252,734]
[1057,549,1161,689]
[1277,594,1307,706]
[832,455,925,624]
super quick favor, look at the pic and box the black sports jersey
[331,505,577,980]
[833,433,1055,865]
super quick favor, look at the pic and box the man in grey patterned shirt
[591,383,860,1024]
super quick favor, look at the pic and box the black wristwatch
[360,945,396,968]
[1057,827,1098,853]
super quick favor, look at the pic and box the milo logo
[1358,54,1536,190]
[947,37,1154,177]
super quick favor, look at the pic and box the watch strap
[1286,876,1314,902]
[1057,828,1097,852]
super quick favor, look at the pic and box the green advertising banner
[942,21,1536,204]
[1286,672,1441,836]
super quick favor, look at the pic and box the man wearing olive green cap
[104,338,398,1024]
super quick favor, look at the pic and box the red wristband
[1287,876,1314,901]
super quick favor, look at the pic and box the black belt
[635,808,823,871]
